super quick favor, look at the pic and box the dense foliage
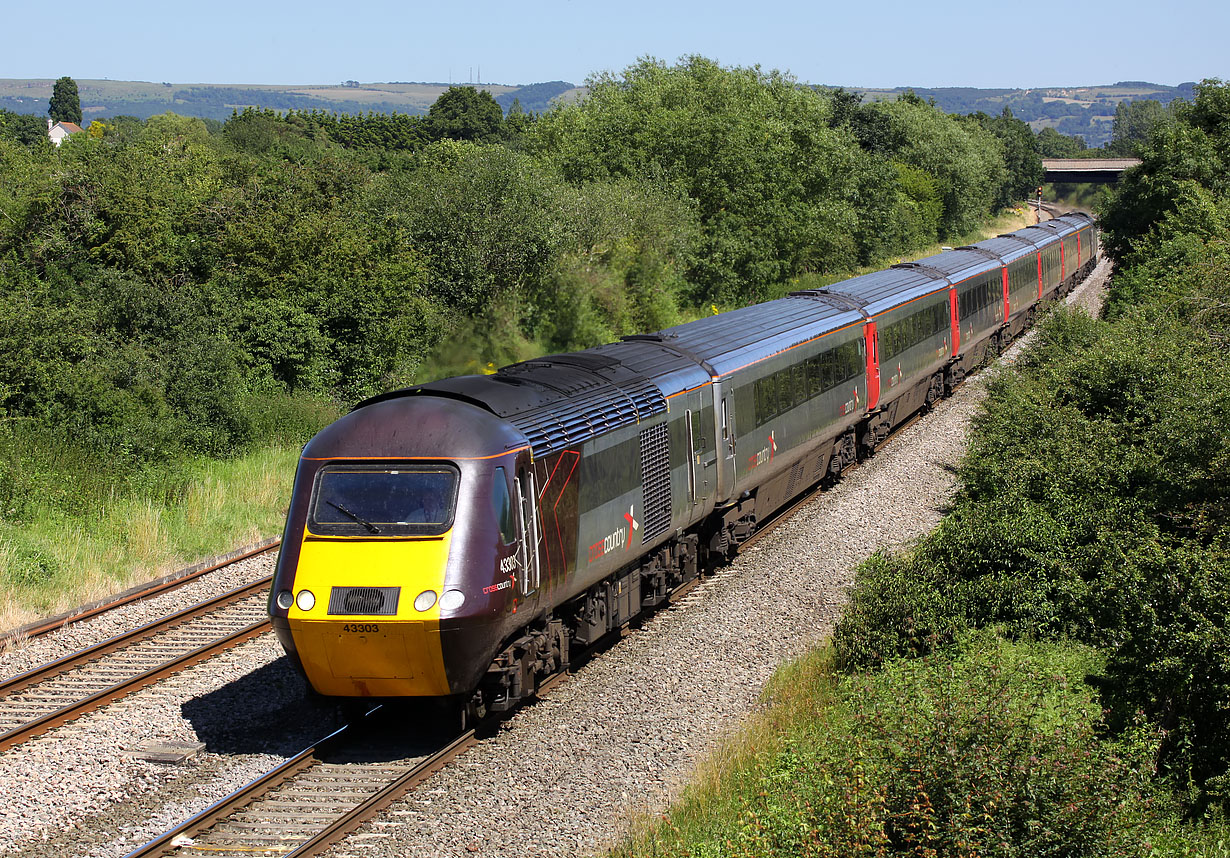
[834,79,1230,816]
[616,637,1196,858]
[0,57,1031,588]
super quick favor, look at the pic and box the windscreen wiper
[327,500,381,534]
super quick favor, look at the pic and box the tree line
[0,58,1040,526]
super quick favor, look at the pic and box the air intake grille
[639,422,672,544]
[786,461,805,499]
[328,586,401,616]
[507,378,666,458]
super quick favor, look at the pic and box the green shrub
[844,635,1157,858]
[623,636,1173,858]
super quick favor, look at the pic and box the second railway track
[0,577,273,751]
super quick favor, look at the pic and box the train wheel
[460,696,487,732]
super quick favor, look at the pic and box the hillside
[853,81,1198,147]
[1,77,1196,146]
[0,78,582,122]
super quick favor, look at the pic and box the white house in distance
[47,118,84,146]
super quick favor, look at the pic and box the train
[269,211,1099,718]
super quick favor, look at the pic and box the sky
[4,0,1225,89]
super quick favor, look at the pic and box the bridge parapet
[1042,158,1141,183]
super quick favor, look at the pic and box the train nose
[285,537,455,697]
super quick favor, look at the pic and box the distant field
[846,80,1194,147]
[2,77,1191,146]
[0,78,583,122]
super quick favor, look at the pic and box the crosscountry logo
[748,430,776,470]
[588,505,639,562]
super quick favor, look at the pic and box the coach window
[806,356,823,399]
[773,371,788,414]
[491,467,515,545]
[791,364,807,407]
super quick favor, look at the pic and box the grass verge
[0,444,301,631]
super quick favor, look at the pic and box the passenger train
[269,212,1099,717]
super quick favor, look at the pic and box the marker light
[295,589,316,612]
[440,589,465,611]
[414,590,438,612]
[275,590,294,610]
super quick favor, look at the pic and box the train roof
[1012,225,1062,247]
[1029,218,1078,240]
[1056,211,1095,228]
[304,395,525,460]
[879,248,999,290]
[362,348,678,459]
[584,338,711,399]
[966,235,1038,262]
[803,264,947,318]
[643,296,865,379]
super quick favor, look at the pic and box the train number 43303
[341,623,380,633]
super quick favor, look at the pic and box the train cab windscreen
[309,466,458,536]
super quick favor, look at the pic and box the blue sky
[4,0,1225,89]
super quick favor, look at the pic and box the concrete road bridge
[1042,158,1141,183]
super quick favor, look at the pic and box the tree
[857,96,1007,238]
[0,108,50,145]
[1108,99,1168,156]
[1100,80,1230,261]
[427,86,504,143]
[1036,127,1088,158]
[966,107,1044,207]
[48,76,82,125]
[504,97,534,139]
[528,57,867,303]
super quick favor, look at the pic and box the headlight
[439,589,465,611]
[295,589,316,611]
[414,590,438,612]
[275,590,294,610]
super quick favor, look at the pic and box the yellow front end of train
[282,533,454,697]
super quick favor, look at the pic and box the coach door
[713,381,737,503]
[684,390,716,514]
[514,468,541,597]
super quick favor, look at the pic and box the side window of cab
[491,467,516,545]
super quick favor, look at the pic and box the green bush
[629,636,1173,858]
[528,57,867,304]
[855,94,1008,239]
[843,636,1158,858]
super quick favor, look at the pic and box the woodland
[0,58,1040,554]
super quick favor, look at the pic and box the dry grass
[0,445,299,632]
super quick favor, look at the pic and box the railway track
[126,673,568,858]
[0,576,273,751]
[0,539,279,648]
[124,709,465,858]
